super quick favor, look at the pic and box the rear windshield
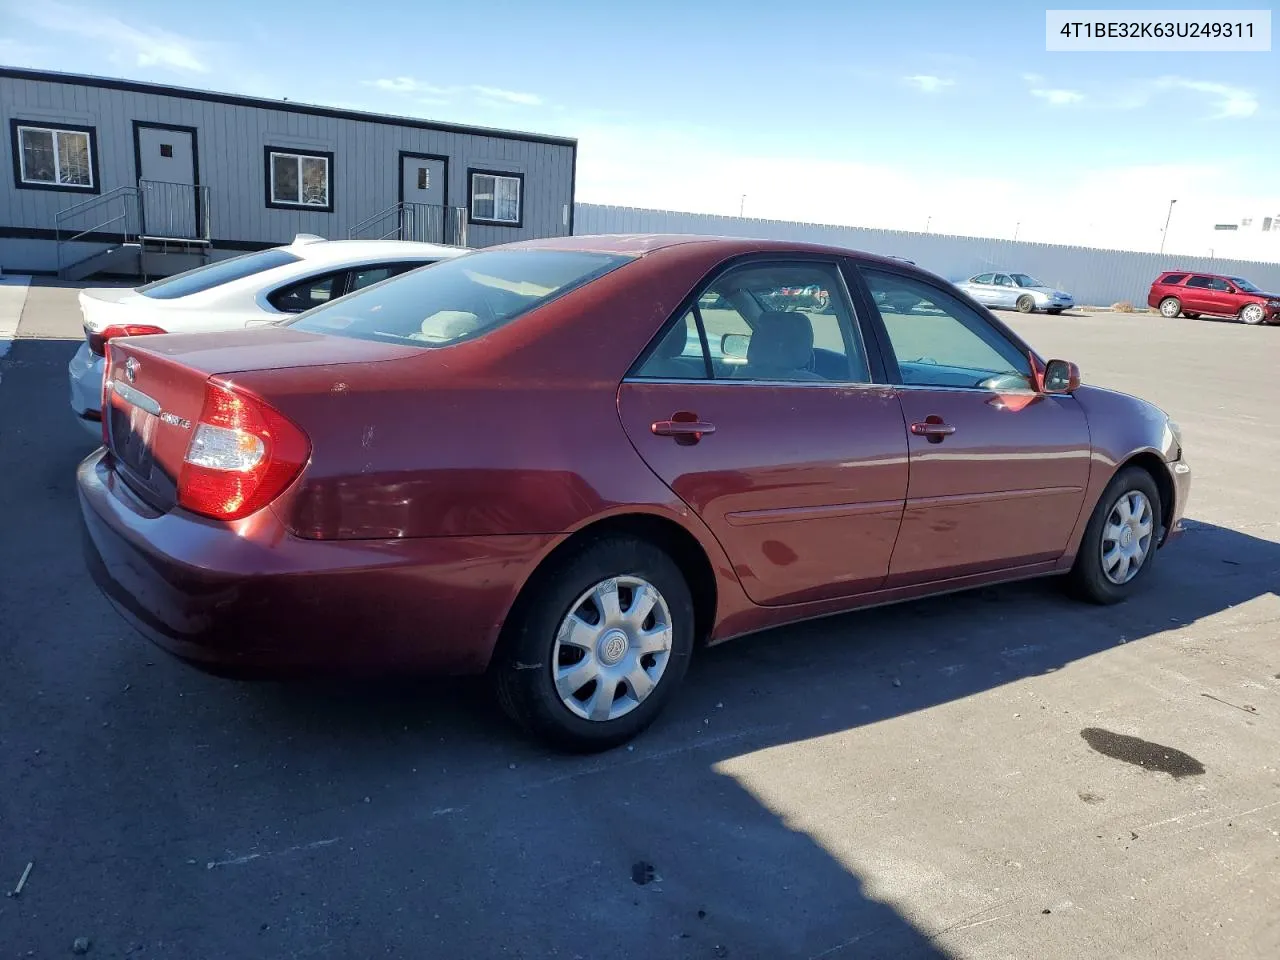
[136,248,302,300]
[286,248,632,347]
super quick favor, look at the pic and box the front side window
[286,249,631,348]
[136,248,303,300]
[862,268,1034,391]
[1207,278,1231,292]
[635,262,868,384]
[469,170,523,225]
[12,122,95,190]
[992,275,1014,287]
[267,148,332,210]
[1009,273,1042,287]
[971,273,995,284]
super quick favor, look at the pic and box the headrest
[747,310,814,371]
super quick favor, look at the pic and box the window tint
[633,310,709,380]
[267,271,347,313]
[1160,273,1187,285]
[688,262,867,383]
[286,249,630,348]
[1184,276,1213,288]
[1207,278,1230,292]
[863,269,1034,390]
[349,261,429,292]
[971,273,995,284]
[136,248,302,300]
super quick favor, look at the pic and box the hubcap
[1161,300,1178,317]
[1100,490,1154,585]
[551,576,673,722]
[1243,305,1263,324]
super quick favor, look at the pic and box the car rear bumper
[77,449,555,678]
[68,341,104,435]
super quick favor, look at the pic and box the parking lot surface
[1,284,1277,959]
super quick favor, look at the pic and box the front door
[855,265,1092,586]
[400,153,448,243]
[134,122,198,238]
[617,258,909,607]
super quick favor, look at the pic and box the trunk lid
[103,327,421,511]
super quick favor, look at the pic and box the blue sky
[2,0,1277,255]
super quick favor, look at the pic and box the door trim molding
[131,120,201,237]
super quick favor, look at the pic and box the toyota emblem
[125,357,140,383]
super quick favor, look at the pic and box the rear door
[617,257,910,607]
[966,274,998,305]
[852,264,1091,585]
[1181,275,1216,313]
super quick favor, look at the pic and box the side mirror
[1041,358,1081,394]
[721,333,750,359]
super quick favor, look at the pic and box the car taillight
[177,380,310,521]
[100,342,113,447]
[88,324,167,356]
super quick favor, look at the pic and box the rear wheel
[1016,295,1036,313]
[1159,297,1182,318]
[493,537,695,752]
[1240,303,1266,325]
[1067,466,1162,605]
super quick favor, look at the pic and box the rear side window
[1185,276,1214,289]
[267,270,347,313]
[286,249,631,347]
[1159,273,1187,285]
[137,248,301,299]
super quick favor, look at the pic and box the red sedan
[79,235,1191,751]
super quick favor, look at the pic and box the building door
[134,122,199,239]
[399,153,448,243]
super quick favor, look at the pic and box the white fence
[573,203,1280,308]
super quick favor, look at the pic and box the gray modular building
[0,67,577,278]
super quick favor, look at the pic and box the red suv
[1148,271,1280,326]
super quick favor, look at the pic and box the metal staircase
[348,202,468,247]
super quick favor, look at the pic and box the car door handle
[910,419,956,442]
[652,417,716,442]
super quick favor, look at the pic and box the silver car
[955,272,1074,314]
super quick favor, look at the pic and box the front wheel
[1159,297,1182,318]
[1240,303,1266,325]
[1016,295,1036,313]
[493,537,695,752]
[1067,466,1163,605]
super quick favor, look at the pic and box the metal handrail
[348,202,468,247]
[137,179,212,242]
[54,186,141,276]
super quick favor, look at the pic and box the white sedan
[68,235,469,435]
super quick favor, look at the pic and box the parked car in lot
[78,235,1190,751]
[954,272,1074,314]
[67,235,469,434]
[1147,270,1280,325]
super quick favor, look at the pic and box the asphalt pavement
[1,283,1277,959]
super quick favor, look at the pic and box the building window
[468,168,523,227]
[10,120,98,193]
[264,147,334,212]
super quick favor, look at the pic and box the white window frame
[14,124,95,190]
[267,149,332,210]
[469,170,522,225]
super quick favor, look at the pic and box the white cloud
[1030,87,1084,105]
[365,76,453,97]
[471,85,542,107]
[904,75,954,93]
[5,1,208,72]
[1155,77,1257,119]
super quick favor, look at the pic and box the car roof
[499,233,926,271]
[286,237,471,265]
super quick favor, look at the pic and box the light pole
[1159,199,1177,254]
[739,195,746,217]
[925,216,932,233]
[1014,221,1020,241]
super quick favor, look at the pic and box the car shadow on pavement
[4,335,1279,959]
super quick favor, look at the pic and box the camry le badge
[159,412,191,429]
[124,357,140,383]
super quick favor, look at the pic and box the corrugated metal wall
[0,73,575,272]
[574,203,1280,307]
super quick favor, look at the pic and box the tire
[1159,297,1181,318]
[493,536,695,752]
[1240,303,1266,325]
[1016,295,1036,313]
[1067,466,1163,605]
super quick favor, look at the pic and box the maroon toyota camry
[79,234,1191,750]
